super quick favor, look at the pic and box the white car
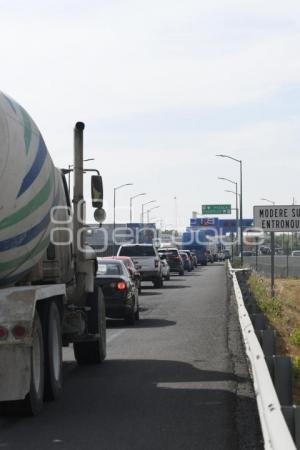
[217,252,225,261]
[160,258,170,281]
[291,250,300,257]
[117,244,164,288]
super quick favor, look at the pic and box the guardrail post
[282,405,300,447]
[295,406,300,448]
[265,355,274,378]
[251,313,267,330]
[274,356,293,406]
[256,330,276,356]
[282,406,295,438]
[245,299,260,314]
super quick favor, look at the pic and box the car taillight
[0,326,8,340]
[12,325,26,339]
[175,256,180,260]
[116,281,126,290]
[155,259,159,268]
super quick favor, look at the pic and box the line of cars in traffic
[95,244,199,326]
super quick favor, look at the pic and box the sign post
[255,236,258,272]
[270,231,275,298]
[286,234,289,278]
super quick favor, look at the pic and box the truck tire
[24,312,45,415]
[44,302,63,401]
[0,313,45,416]
[74,287,106,365]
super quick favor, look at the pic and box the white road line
[107,329,126,343]
[62,329,126,362]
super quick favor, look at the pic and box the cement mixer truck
[0,92,106,415]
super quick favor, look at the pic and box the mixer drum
[0,92,59,285]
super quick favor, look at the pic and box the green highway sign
[202,204,231,215]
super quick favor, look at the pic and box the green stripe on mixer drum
[19,105,32,155]
[0,175,53,231]
[0,235,50,273]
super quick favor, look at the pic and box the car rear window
[158,249,178,257]
[97,262,123,276]
[119,245,156,257]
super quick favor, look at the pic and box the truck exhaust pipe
[73,122,85,276]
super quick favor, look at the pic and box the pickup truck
[117,244,163,288]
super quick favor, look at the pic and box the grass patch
[290,326,300,346]
[293,356,300,380]
[247,273,300,403]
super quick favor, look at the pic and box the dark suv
[158,248,184,275]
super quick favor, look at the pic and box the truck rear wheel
[23,312,45,415]
[44,302,63,401]
[74,287,106,365]
[0,312,45,416]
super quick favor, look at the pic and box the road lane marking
[62,329,126,362]
[107,329,126,343]
[157,381,232,390]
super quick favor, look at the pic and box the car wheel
[153,276,163,288]
[125,304,135,325]
[134,299,140,321]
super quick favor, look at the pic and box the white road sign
[253,205,300,232]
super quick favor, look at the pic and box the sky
[1,0,300,229]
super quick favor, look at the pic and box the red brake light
[0,326,8,340]
[116,281,126,290]
[12,325,26,339]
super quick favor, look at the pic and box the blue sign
[190,217,219,227]
[190,218,253,234]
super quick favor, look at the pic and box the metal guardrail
[228,261,296,450]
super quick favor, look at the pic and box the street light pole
[224,190,240,256]
[130,193,146,223]
[174,196,178,231]
[218,177,239,256]
[141,200,156,224]
[216,155,243,265]
[240,160,243,264]
[147,205,160,223]
[113,183,133,255]
[260,198,275,205]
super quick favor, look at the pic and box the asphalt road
[0,264,263,450]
